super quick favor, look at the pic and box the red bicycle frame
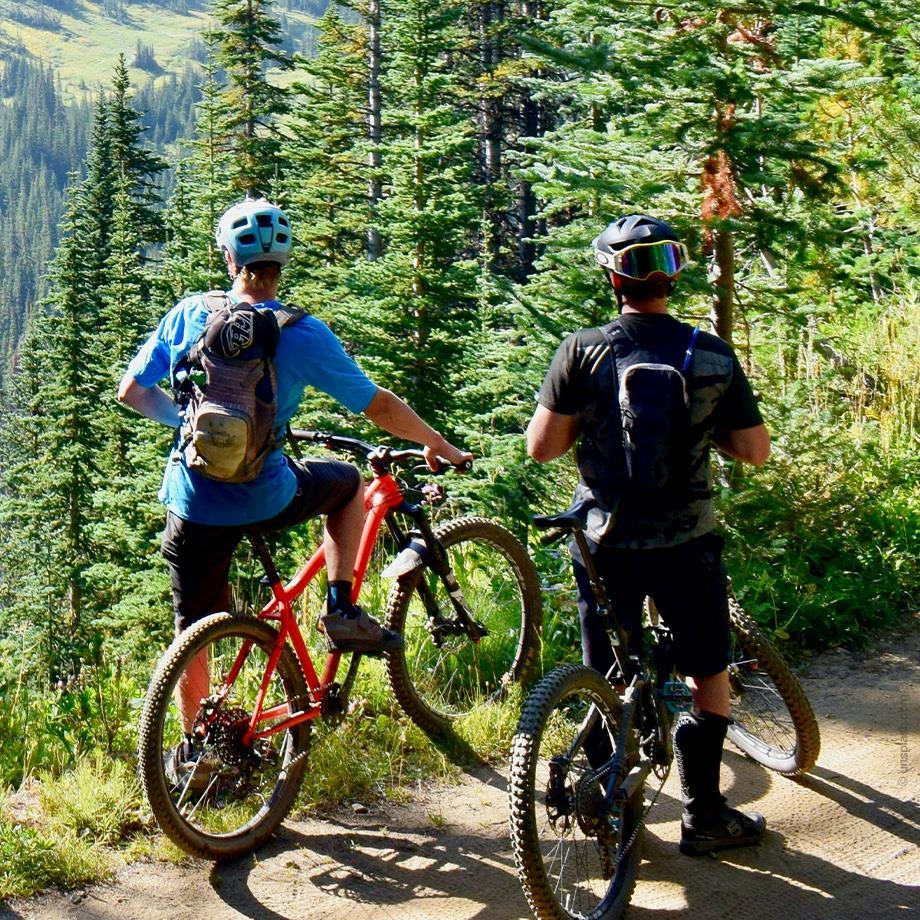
[216,470,407,745]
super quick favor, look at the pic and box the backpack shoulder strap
[681,327,700,374]
[597,322,624,406]
[185,292,231,367]
[274,304,308,329]
[599,318,628,345]
[598,320,628,364]
[203,290,231,314]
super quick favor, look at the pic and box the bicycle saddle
[532,499,596,532]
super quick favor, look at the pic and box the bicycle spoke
[731,661,798,754]
[387,518,538,728]
[142,617,310,854]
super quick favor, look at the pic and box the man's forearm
[712,424,771,467]
[118,374,181,427]
[363,387,443,449]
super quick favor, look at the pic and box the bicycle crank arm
[606,762,652,808]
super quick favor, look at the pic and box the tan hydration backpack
[174,292,305,483]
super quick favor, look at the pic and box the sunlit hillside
[0,0,325,94]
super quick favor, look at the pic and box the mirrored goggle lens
[607,241,688,280]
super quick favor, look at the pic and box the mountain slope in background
[0,0,326,95]
[0,0,329,379]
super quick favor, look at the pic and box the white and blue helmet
[216,198,292,267]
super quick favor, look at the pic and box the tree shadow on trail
[210,816,526,920]
[797,765,920,849]
[630,827,917,920]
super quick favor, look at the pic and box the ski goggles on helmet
[594,240,690,280]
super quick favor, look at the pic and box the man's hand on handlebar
[423,435,474,473]
[364,388,473,471]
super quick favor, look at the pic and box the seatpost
[572,530,611,614]
[249,532,282,586]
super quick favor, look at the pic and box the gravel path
[5,631,918,920]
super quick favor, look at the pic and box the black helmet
[592,214,689,280]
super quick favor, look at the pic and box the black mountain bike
[508,502,820,920]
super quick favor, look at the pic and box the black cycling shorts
[571,531,730,679]
[161,458,361,633]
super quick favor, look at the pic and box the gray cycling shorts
[160,458,361,633]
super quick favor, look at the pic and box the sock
[674,707,730,821]
[327,581,357,617]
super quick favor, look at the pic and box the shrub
[38,755,144,846]
[0,803,108,900]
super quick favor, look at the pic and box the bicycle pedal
[660,680,694,713]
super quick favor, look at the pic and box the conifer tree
[508,1,877,344]
[212,0,294,197]
[162,32,234,299]
[283,4,371,310]
[107,54,166,246]
[0,63,165,678]
[342,0,481,427]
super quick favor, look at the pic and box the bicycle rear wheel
[138,613,311,860]
[385,516,542,734]
[509,665,641,920]
[727,598,820,775]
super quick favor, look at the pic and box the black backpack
[173,292,305,483]
[601,322,700,509]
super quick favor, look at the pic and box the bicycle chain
[609,763,670,874]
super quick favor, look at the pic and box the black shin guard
[673,708,730,818]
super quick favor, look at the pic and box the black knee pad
[674,709,730,817]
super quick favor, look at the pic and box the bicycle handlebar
[287,428,473,474]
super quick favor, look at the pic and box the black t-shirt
[537,313,763,548]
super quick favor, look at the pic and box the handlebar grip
[428,457,473,474]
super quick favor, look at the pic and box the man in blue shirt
[119,198,471,675]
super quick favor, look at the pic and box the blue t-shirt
[126,294,378,525]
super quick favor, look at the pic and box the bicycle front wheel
[385,516,542,735]
[727,598,820,775]
[509,665,641,920]
[138,613,311,860]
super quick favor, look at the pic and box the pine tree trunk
[515,0,541,277]
[413,60,424,289]
[367,0,382,260]
[480,0,503,270]
[67,484,82,633]
[710,225,734,344]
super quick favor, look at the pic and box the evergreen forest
[0,0,917,892]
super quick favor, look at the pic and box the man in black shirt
[527,214,771,855]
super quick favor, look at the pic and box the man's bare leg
[685,669,730,717]
[324,482,366,587]
[179,648,209,735]
[319,479,401,652]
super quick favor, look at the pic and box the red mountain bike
[138,430,542,860]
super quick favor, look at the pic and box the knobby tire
[509,665,641,920]
[385,516,542,735]
[138,613,311,860]
[727,598,820,775]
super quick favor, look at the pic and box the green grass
[38,754,144,846]
[0,641,530,896]
[0,797,110,900]
[296,657,457,810]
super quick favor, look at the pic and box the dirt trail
[6,631,919,920]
